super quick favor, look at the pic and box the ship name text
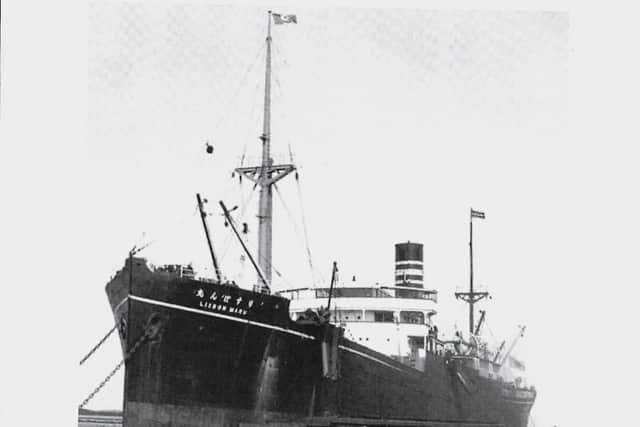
[194,288,254,316]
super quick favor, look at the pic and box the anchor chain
[79,320,161,410]
[79,324,118,366]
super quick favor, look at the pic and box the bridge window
[372,311,394,322]
[400,311,424,324]
[315,287,394,298]
[316,288,375,298]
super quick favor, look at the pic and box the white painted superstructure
[278,282,438,370]
[277,241,530,388]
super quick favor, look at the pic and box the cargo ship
[104,11,535,427]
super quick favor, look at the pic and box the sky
[1,1,638,426]
[82,4,570,425]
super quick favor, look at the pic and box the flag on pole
[471,209,485,219]
[273,13,297,25]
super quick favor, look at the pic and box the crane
[498,325,526,367]
[474,310,486,336]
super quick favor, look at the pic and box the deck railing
[278,286,438,303]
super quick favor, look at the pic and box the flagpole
[469,210,474,334]
[455,208,489,337]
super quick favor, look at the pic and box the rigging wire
[291,151,324,286]
[270,43,295,165]
[255,247,297,291]
[126,231,156,260]
[209,41,266,138]
[272,44,325,286]
[272,42,289,69]
[272,184,323,289]
[273,166,321,286]
[273,184,308,257]
[208,35,312,291]
[125,204,199,268]
[218,185,258,264]
[203,41,269,282]
[192,187,255,282]
[221,198,297,291]
[164,49,268,268]
[238,72,267,166]
[137,179,248,276]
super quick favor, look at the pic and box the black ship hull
[106,259,535,427]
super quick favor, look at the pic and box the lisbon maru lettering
[194,288,254,316]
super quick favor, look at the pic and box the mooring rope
[79,324,118,366]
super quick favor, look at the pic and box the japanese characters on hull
[194,287,254,316]
[171,280,291,326]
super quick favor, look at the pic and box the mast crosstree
[234,11,296,291]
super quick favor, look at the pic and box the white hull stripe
[124,296,413,370]
[128,295,316,340]
[114,297,128,312]
[338,345,406,372]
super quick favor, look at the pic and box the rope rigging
[79,330,145,410]
[79,324,118,366]
[235,75,267,168]
[273,182,320,286]
[218,184,258,264]
[271,50,323,286]
[199,184,294,288]
[220,196,296,290]
[79,318,164,410]
[254,244,296,290]
[291,148,324,285]
[212,33,319,290]
[119,204,199,273]
[209,42,266,139]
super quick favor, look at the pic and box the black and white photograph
[79,4,568,426]
[1,1,638,427]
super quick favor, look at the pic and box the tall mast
[260,10,272,176]
[469,217,475,332]
[455,209,489,334]
[234,11,295,291]
[258,10,274,287]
